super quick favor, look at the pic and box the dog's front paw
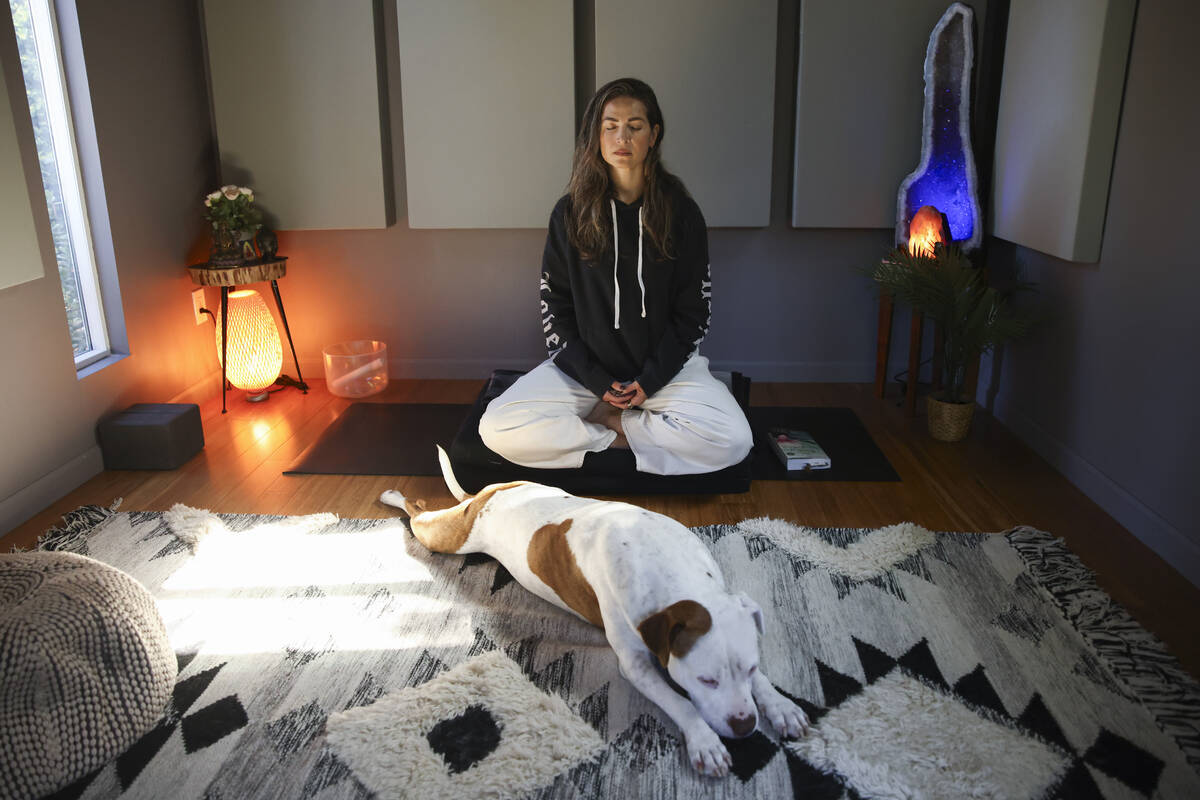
[685,724,731,778]
[759,694,810,739]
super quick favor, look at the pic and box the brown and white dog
[380,447,809,777]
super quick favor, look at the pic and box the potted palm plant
[869,244,1037,441]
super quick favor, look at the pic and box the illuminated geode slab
[896,2,982,251]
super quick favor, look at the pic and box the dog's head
[637,593,764,739]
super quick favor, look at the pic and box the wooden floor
[5,378,1198,678]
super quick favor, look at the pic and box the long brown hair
[566,78,687,261]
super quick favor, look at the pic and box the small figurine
[257,227,279,259]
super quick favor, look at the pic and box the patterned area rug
[29,504,1200,799]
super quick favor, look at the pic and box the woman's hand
[603,381,646,409]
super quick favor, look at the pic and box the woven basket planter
[926,395,975,442]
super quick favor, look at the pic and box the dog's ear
[736,592,764,635]
[638,600,712,669]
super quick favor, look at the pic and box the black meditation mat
[284,403,469,476]
[748,407,901,482]
[286,400,899,485]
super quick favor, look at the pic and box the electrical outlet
[191,288,207,325]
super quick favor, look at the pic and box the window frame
[9,0,116,372]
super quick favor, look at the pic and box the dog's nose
[727,712,756,738]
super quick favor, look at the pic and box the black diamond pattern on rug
[784,749,847,800]
[266,700,327,756]
[815,660,862,708]
[407,649,449,686]
[181,695,249,753]
[426,704,503,774]
[1083,729,1165,796]
[505,635,576,698]
[299,746,373,800]
[854,637,898,684]
[344,671,384,711]
[897,638,950,690]
[954,664,1011,719]
[579,683,610,739]
[723,730,779,781]
[1018,693,1072,752]
[1053,760,1105,799]
[117,720,176,790]
[458,552,516,593]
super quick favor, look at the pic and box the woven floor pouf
[0,551,176,799]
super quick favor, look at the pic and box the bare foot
[585,402,629,448]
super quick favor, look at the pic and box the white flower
[204,197,212,207]
[207,190,222,202]
[238,186,253,196]
[222,186,240,201]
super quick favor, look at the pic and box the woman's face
[599,96,659,174]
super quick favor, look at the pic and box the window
[9,0,109,368]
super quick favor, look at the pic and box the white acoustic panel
[397,0,574,228]
[203,0,389,230]
[792,0,986,229]
[595,0,776,228]
[0,51,44,290]
[991,0,1136,262]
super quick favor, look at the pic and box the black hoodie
[539,190,711,399]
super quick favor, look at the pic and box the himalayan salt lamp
[908,205,950,256]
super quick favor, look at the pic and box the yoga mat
[286,403,898,483]
[748,407,900,481]
[285,403,470,476]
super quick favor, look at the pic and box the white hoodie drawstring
[636,207,647,319]
[610,199,621,329]
[609,199,647,329]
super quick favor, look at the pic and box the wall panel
[397,0,574,229]
[990,0,1136,262]
[204,0,389,230]
[596,0,776,227]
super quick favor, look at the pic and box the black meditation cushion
[447,370,753,495]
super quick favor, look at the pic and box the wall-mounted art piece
[596,0,776,227]
[990,0,1136,262]
[203,0,390,231]
[792,0,988,230]
[397,0,574,229]
[895,2,983,252]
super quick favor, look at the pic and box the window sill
[76,350,127,380]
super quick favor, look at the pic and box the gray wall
[979,0,1200,585]
[273,0,887,384]
[0,0,217,535]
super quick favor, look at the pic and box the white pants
[478,354,753,475]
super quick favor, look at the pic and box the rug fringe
[32,498,122,553]
[1006,525,1200,772]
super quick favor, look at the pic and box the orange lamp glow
[215,289,283,399]
[908,205,949,256]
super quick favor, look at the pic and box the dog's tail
[437,445,468,502]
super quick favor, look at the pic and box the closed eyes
[698,677,719,688]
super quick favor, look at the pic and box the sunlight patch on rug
[326,650,604,799]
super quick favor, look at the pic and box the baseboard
[991,389,1200,589]
[706,360,875,382]
[168,369,223,405]
[0,446,105,540]
[295,357,875,383]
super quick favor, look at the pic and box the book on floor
[766,429,832,470]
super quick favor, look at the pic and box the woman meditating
[479,77,752,475]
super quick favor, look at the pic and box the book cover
[767,429,831,470]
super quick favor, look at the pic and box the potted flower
[204,185,262,265]
[868,244,1038,441]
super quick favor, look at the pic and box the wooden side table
[187,258,308,413]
